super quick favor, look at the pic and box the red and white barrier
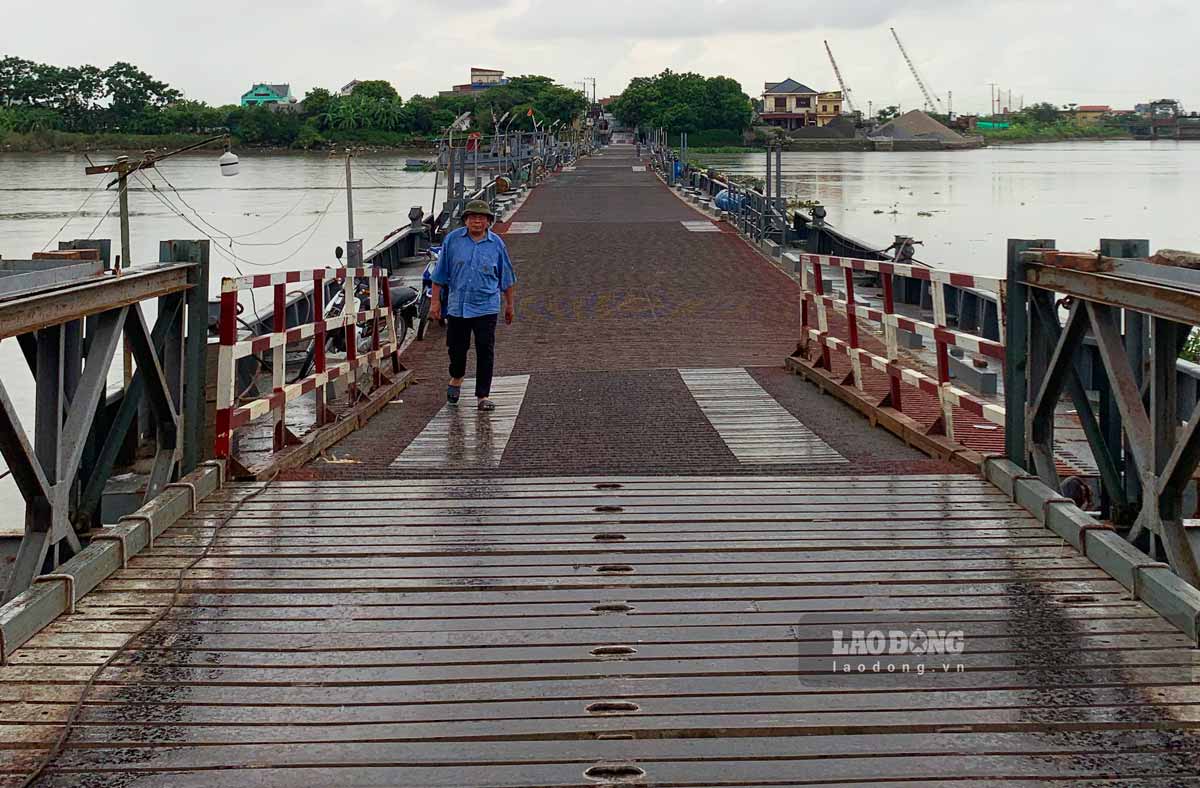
[798,253,1004,442]
[215,267,399,459]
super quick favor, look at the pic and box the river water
[1,142,1198,531]
[0,151,438,533]
[694,140,1200,277]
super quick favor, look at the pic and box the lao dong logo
[830,629,966,675]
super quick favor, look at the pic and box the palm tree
[329,99,360,131]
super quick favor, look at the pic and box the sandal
[477,398,496,411]
[447,384,460,404]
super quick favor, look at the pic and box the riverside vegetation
[0,55,587,151]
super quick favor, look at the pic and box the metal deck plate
[5,474,1198,785]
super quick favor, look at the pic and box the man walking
[429,199,516,411]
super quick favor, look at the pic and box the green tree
[610,70,752,135]
[103,61,180,116]
[876,105,900,122]
[1014,102,1061,124]
[328,98,361,130]
[0,56,38,106]
[350,79,399,102]
[301,87,334,129]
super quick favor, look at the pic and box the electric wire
[132,169,342,390]
[40,178,108,251]
[132,169,342,269]
[151,168,336,248]
[153,168,310,242]
[16,475,280,788]
[83,187,123,241]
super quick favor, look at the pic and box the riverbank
[0,129,439,154]
[976,122,1130,145]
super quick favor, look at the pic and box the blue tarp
[714,189,744,212]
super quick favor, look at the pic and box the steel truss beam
[2,307,127,600]
[1,245,206,603]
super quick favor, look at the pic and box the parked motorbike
[292,247,418,381]
[415,245,443,341]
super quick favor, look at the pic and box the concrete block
[982,457,1024,499]
[1084,529,1167,592]
[898,328,924,349]
[1137,566,1200,644]
[949,354,999,395]
[783,252,802,274]
[763,240,781,258]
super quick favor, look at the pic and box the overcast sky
[8,0,1197,116]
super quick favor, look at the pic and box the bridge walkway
[3,145,1200,787]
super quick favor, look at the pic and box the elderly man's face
[465,213,490,235]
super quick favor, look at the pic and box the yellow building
[817,91,844,126]
[1074,105,1111,124]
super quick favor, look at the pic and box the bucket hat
[462,199,495,219]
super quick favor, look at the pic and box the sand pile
[872,110,964,142]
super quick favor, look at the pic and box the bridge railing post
[880,272,903,410]
[843,265,864,390]
[931,277,956,443]
[1004,239,1052,467]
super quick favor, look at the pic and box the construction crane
[823,40,855,115]
[889,27,942,113]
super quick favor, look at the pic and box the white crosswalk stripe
[679,368,847,465]
[391,375,530,469]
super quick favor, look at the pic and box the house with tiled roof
[240,83,296,107]
[1073,105,1112,124]
[760,79,821,130]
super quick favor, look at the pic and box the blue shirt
[431,227,517,318]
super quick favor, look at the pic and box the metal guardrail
[1009,240,1200,587]
[214,266,400,461]
[0,239,209,601]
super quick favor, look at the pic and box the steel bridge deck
[4,145,1200,786]
[8,474,1200,786]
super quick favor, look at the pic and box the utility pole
[116,156,132,387]
[84,134,234,387]
[989,83,997,116]
[345,152,355,243]
[115,156,131,274]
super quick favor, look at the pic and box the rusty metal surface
[1026,261,1200,325]
[4,474,1200,785]
[0,264,192,339]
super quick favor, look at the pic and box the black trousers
[446,314,498,398]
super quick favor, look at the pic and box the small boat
[404,158,430,170]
